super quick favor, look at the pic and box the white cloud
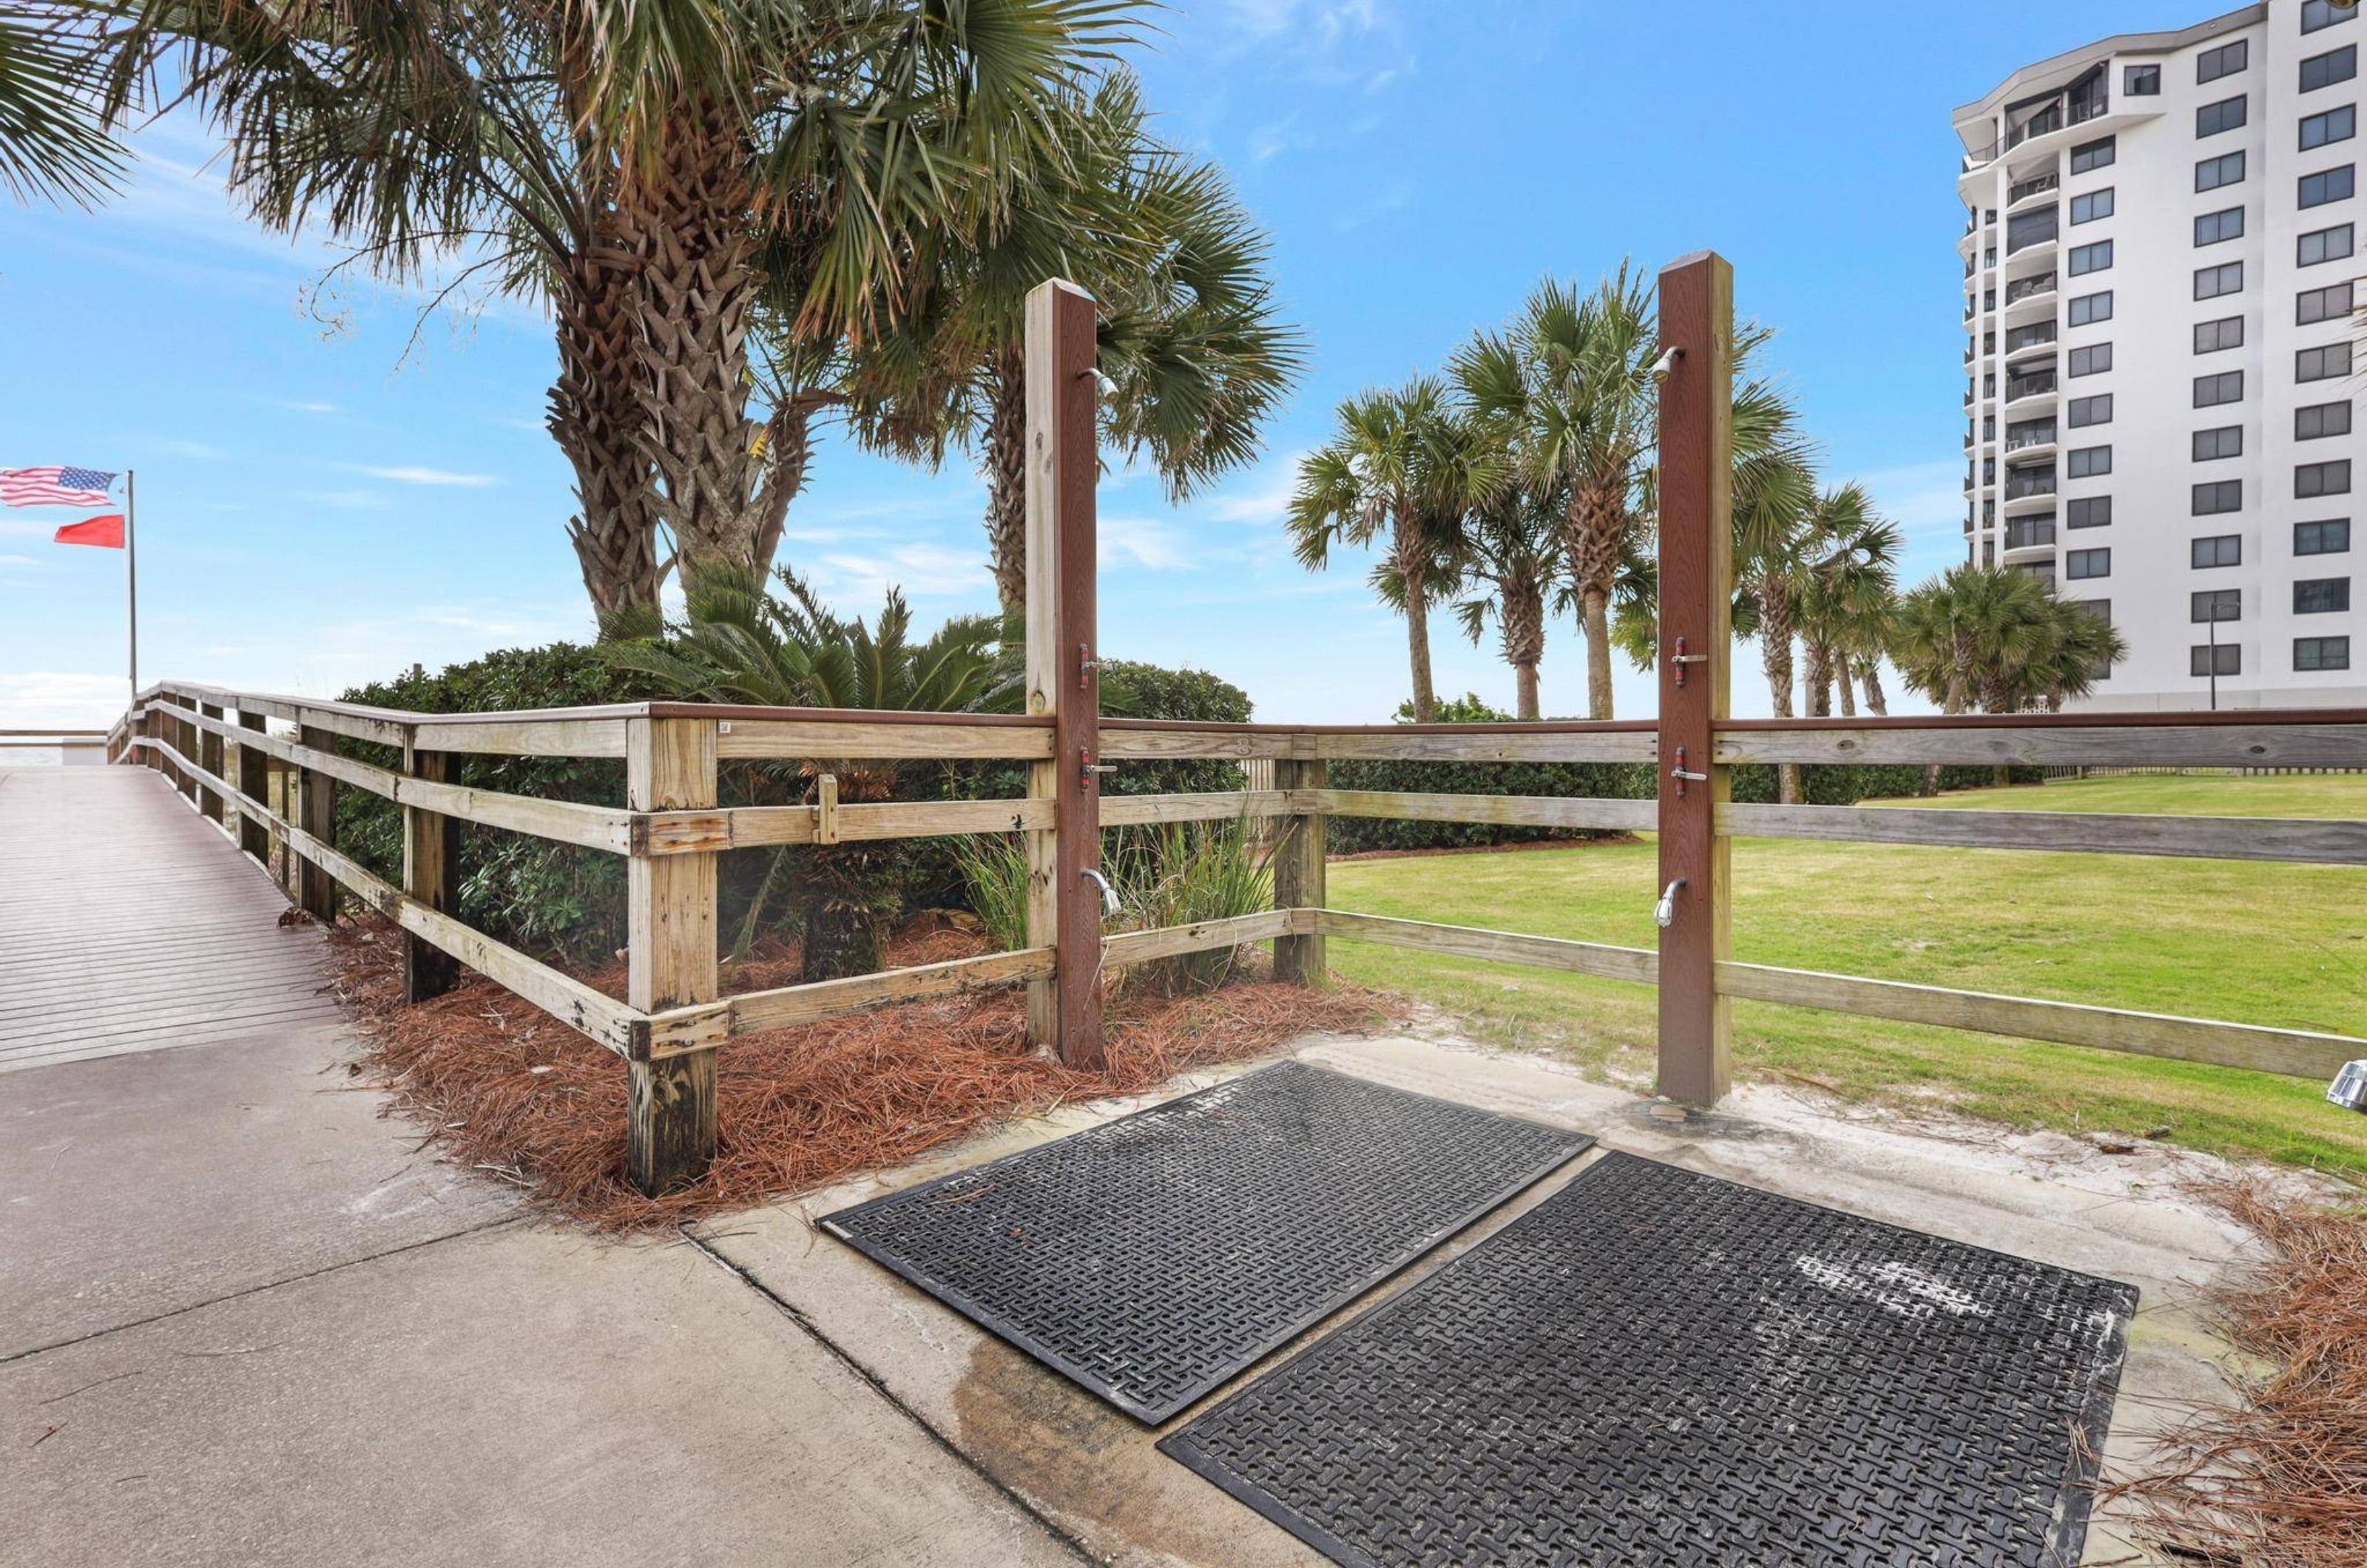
[0,553,36,567]
[158,439,224,460]
[0,671,129,729]
[811,542,992,602]
[1202,454,1306,525]
[1100,516,1194,571]
[273,399,340,415]
[357,464,499,487]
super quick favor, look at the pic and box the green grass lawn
[1323,773,2367,1178]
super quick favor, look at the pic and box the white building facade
[1956,0,2365,709]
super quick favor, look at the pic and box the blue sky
[0,0,2182,729]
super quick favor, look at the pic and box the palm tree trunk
[1836,666,1857,717]
[1578,587,1614,721]
[1803,640,1834,718]
[1402,572,1439,722]
[983,347,1027,619]
[1568,488,1623,721]
[1757,587,1802,805]
[748,399,820,586]
[1860,658,1890,716]
[624,95,764,579]
[550,238,661,622]
[1502,575,1547,721]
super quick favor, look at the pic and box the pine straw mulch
[325,916,1399,1233]
[2103,1180,2367,1567]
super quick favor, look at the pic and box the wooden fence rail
[90,262,2367,1197]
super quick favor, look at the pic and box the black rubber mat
[819,1061,1591,1422]
[1161,1151,2138,1567]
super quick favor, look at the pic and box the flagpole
[125,468,138,709]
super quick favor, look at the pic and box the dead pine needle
[326,916,1398,1232]
[2102,1179,2367,1568]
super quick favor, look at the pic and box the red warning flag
[54,514,125,549]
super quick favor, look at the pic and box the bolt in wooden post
[625,715,719,1194]
[1272,757,1328,983]
[1655,250,1736,1108]
[1022,277,1107,1071]
[197,703,226,826]
[236,713,271,863]
[295,723,339,921]
[402,737,462,1003]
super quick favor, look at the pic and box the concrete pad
[700,1033,2269,1567]
[0,1024,516,1357]
[0,1222,1074,1568]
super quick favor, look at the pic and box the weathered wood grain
[1721,802,2367,864]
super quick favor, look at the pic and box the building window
[2297,518,2353,555]
[2193,588,2243,621]
[2070,393,2114,428]
[2300,220,2356,264]
[2195,206,2246,246]
[2070,342,2113,376]
[2296,576,2353,612]
[2199,38,2249,82]
[2194,315,2245,353]
[2068,240,2112,276]
[2197,150,2247,192]
[2067,496,2113,528]
[2297,459,2353,497]
[2071,136,2116,175]
[2300,164,2356,207]
[2297,635,2353,670]
[2194,479,2243,514]
[2302,103,2357,149]
[2067,547,2111,580]
[2193,424,2244,460]
[2303,45,2358,92]
[2305,0,2357,36]
[2298,400,2354,439]
[2297,280,2355,322]
[2198,94,2250,137]
[2070,189,2114,225]
[2195,369,2245,407]
[2067,445,2112,479]
[2192,534,2243,569]
[2298,342,2354,381]
[2195,260,2244,299]
[2192,643,2243,677]
[2127,63,2162,95]
[2069,290,2114,326]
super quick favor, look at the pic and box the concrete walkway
[0,1028,1076,1567]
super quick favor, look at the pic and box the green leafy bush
[1110,816,1275,994]
[336,643,660,967]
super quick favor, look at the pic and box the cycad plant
[605,565,1013,979]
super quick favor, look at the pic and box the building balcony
[2005,371,2057,405]
[2003,516,2058,553]
[1962,90,2111,172]
[2007,171,2060,208]
[2002,464,2056,502]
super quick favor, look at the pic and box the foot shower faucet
[1655,879,1687,930]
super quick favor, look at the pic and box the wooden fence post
[177,695,199,805]
[236,712,271,863]
[625,715,718,1194]
[402,736,462,1002]
[1655,250,1736,1108]
[197,702,226,826]
[1272,757,1328,982]
[295,723,339,921]
[1022,277,1107,1071]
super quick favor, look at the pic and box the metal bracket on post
[1668,636,1709,689]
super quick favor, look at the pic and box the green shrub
[336,643,660,967]
[1110,816,1274,995]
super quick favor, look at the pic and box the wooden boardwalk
[0,766,340,1074]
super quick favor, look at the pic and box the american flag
[1,467,117,507]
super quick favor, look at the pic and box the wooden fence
[94,260,2367,1194]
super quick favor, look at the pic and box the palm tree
[855,72,1300,618]
[0,11,118,205]
[1893,564,2126,790]
[1793,485,1902,719]
[1288,376,1464,721]
[1456,267,1657,719]
[1450,484,1561,720]
[604,564,1013,979]
[81,0,1125,615]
